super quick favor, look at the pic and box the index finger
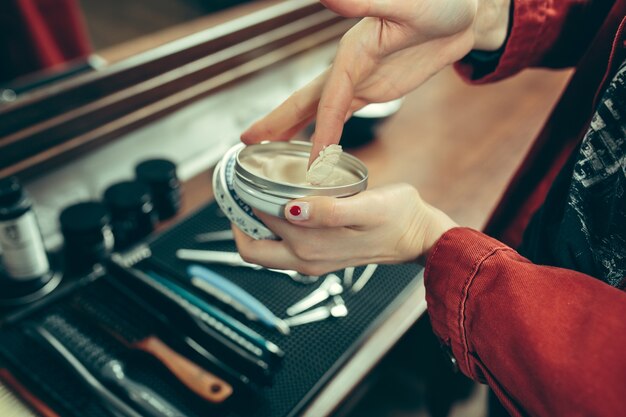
[308,48,360,166]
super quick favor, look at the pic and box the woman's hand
[232,184,458,276]
[241,0,510,165]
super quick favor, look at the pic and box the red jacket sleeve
[424,227,626,417]
[456,0,615,83]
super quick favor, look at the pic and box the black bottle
[60,201,114,274]
[135,158,182,220]
[0,177,50,280]
[103,181,157,250]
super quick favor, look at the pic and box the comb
[38,313,187,417]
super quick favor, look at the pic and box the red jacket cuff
[424,227,514,379]
[455,0,551,83]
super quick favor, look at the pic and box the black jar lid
[59,201,110,235]
[135,159,178,185]
[103,181,152,212]
[0,177,23,207]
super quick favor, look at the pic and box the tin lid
[234,141,368,199]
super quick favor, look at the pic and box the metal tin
[213,141,368,240]
[213,143,276,240]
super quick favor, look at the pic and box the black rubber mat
[145,202,424,417]
[0,202,423,417]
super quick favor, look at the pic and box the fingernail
[286,202,310,221]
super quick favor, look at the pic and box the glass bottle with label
[0,177,50,280]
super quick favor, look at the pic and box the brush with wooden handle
[71,291,233,404]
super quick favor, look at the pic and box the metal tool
[176,249,319,284]
[188,264,290,335]
[343,266,355,288]
[351,264,379,293]
[284,297,347,327]
[124,266,276,385]
[71,292,234,404]
[286,274,343,316]
[194,230,235,243]
[145,270,283,365]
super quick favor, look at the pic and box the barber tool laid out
[176,249,319,284]
[109,256,280,385]
[284,296,348,327]
[146,269,284,363]
[343,267,355,288]
[277,264,379,328]
[187,264,290,335]
[71,287,233,404]
[77,276,258,400]
[27,313,187,417]
[350,264,379,293]
[286,274,344,317]
[194,229,235,243]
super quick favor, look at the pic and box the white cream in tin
[306,144,344,185]
[239,146,359,187]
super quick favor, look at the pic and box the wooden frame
[0,0,351,179]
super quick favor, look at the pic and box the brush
[36,313,187,417]
[71,290,233,403]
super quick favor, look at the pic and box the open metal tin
[213,141,368,240]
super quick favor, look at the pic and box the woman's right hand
[242,0,510,164]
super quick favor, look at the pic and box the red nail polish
[289,205,302,216]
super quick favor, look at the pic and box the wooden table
[163,65,571,417]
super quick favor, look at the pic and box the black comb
[2,327,113,417]
[39,313,187,417]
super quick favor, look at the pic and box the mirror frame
[0,0,351,179]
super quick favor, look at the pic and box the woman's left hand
[232,183,458,276]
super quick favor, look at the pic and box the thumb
[283,193,378,228]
